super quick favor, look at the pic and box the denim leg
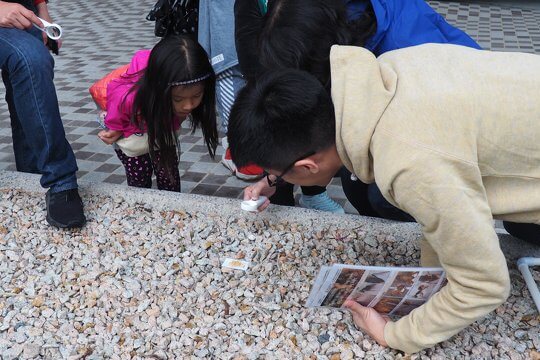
[339,167,379,217]
[301,185,326,196]
[340,167,409,220]
[270,182,295,206]
[0,27,78,193]
[503,222,540,246]
[2,70,39,173]
[367,183,416,222]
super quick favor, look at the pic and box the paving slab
[0,0,539,215]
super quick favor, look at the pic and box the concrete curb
[0,170,418,232]
[1,170,538,260]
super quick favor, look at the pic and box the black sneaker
[46,189,86,228]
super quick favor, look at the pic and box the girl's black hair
[130,35,218,177]
[259,0,376,88]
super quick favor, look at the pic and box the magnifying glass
[33,17,63,40]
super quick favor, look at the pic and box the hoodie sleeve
[378,146,510,353]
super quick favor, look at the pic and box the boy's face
[278,167,334,187]
[266,146,343,187]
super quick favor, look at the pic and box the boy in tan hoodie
[227,44,540,353]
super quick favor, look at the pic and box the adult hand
[243,177,275,212]
[98,129,122,145]
[0,1,42,29]
[344,300,390,347]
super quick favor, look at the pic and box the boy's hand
[0,1,42,29]
[243,178,275,212]
[98,129,122,145]
[344,300,389,347]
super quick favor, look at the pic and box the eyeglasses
[265,151,316,187]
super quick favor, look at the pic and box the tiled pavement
[0,0,539,213]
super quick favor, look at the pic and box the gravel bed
[0,186,539,359]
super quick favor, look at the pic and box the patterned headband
[168,73,211,86]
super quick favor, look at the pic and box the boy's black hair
[129,35,218,177]
[259,0,376,88]
[228,69,336,171]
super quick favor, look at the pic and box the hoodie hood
[362,0,391,53]
[360,0,481,55]
[330,45,396,183]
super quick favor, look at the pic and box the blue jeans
[503,222,540,246]
[340,168,540,245]
[0,27,78,193]
[340,167,415,222]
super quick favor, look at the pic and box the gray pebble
[0,188,536,359]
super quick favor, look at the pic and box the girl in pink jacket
[98,35,218,192]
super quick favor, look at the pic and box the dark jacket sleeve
[7,0,37,12]
[234,0,265,81]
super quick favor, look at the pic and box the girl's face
[171,83,205,118]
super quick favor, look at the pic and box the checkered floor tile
[1,0,539,214]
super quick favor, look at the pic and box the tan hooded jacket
[331,44,540,353]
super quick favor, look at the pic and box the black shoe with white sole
[46,189,86,228]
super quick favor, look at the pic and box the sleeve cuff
[34,0,47,5]
[384,321,419,354]
[103,122,124,133]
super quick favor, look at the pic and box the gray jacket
[198,0,238,74]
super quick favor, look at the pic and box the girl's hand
[344,300,389,347]
[243,177,275,212]
[98,129,122,145]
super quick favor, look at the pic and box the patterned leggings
[115,149,180,192]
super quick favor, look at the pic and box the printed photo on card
[385,271,421,297]
[305,263,445,318]
[360,270,392,295]
[222,258,250,271]
[321,268,366,307]
[348,290,378,307]
[391,298,425,317]
[410,271,444,299]
[372,296,403,314]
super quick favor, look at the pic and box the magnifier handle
[36,16,53,28]
[32,17,50,32]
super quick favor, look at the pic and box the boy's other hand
[344,300,389,347]
[98,129,122,145]
[243,178,275,212]
[0,2,42,29]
